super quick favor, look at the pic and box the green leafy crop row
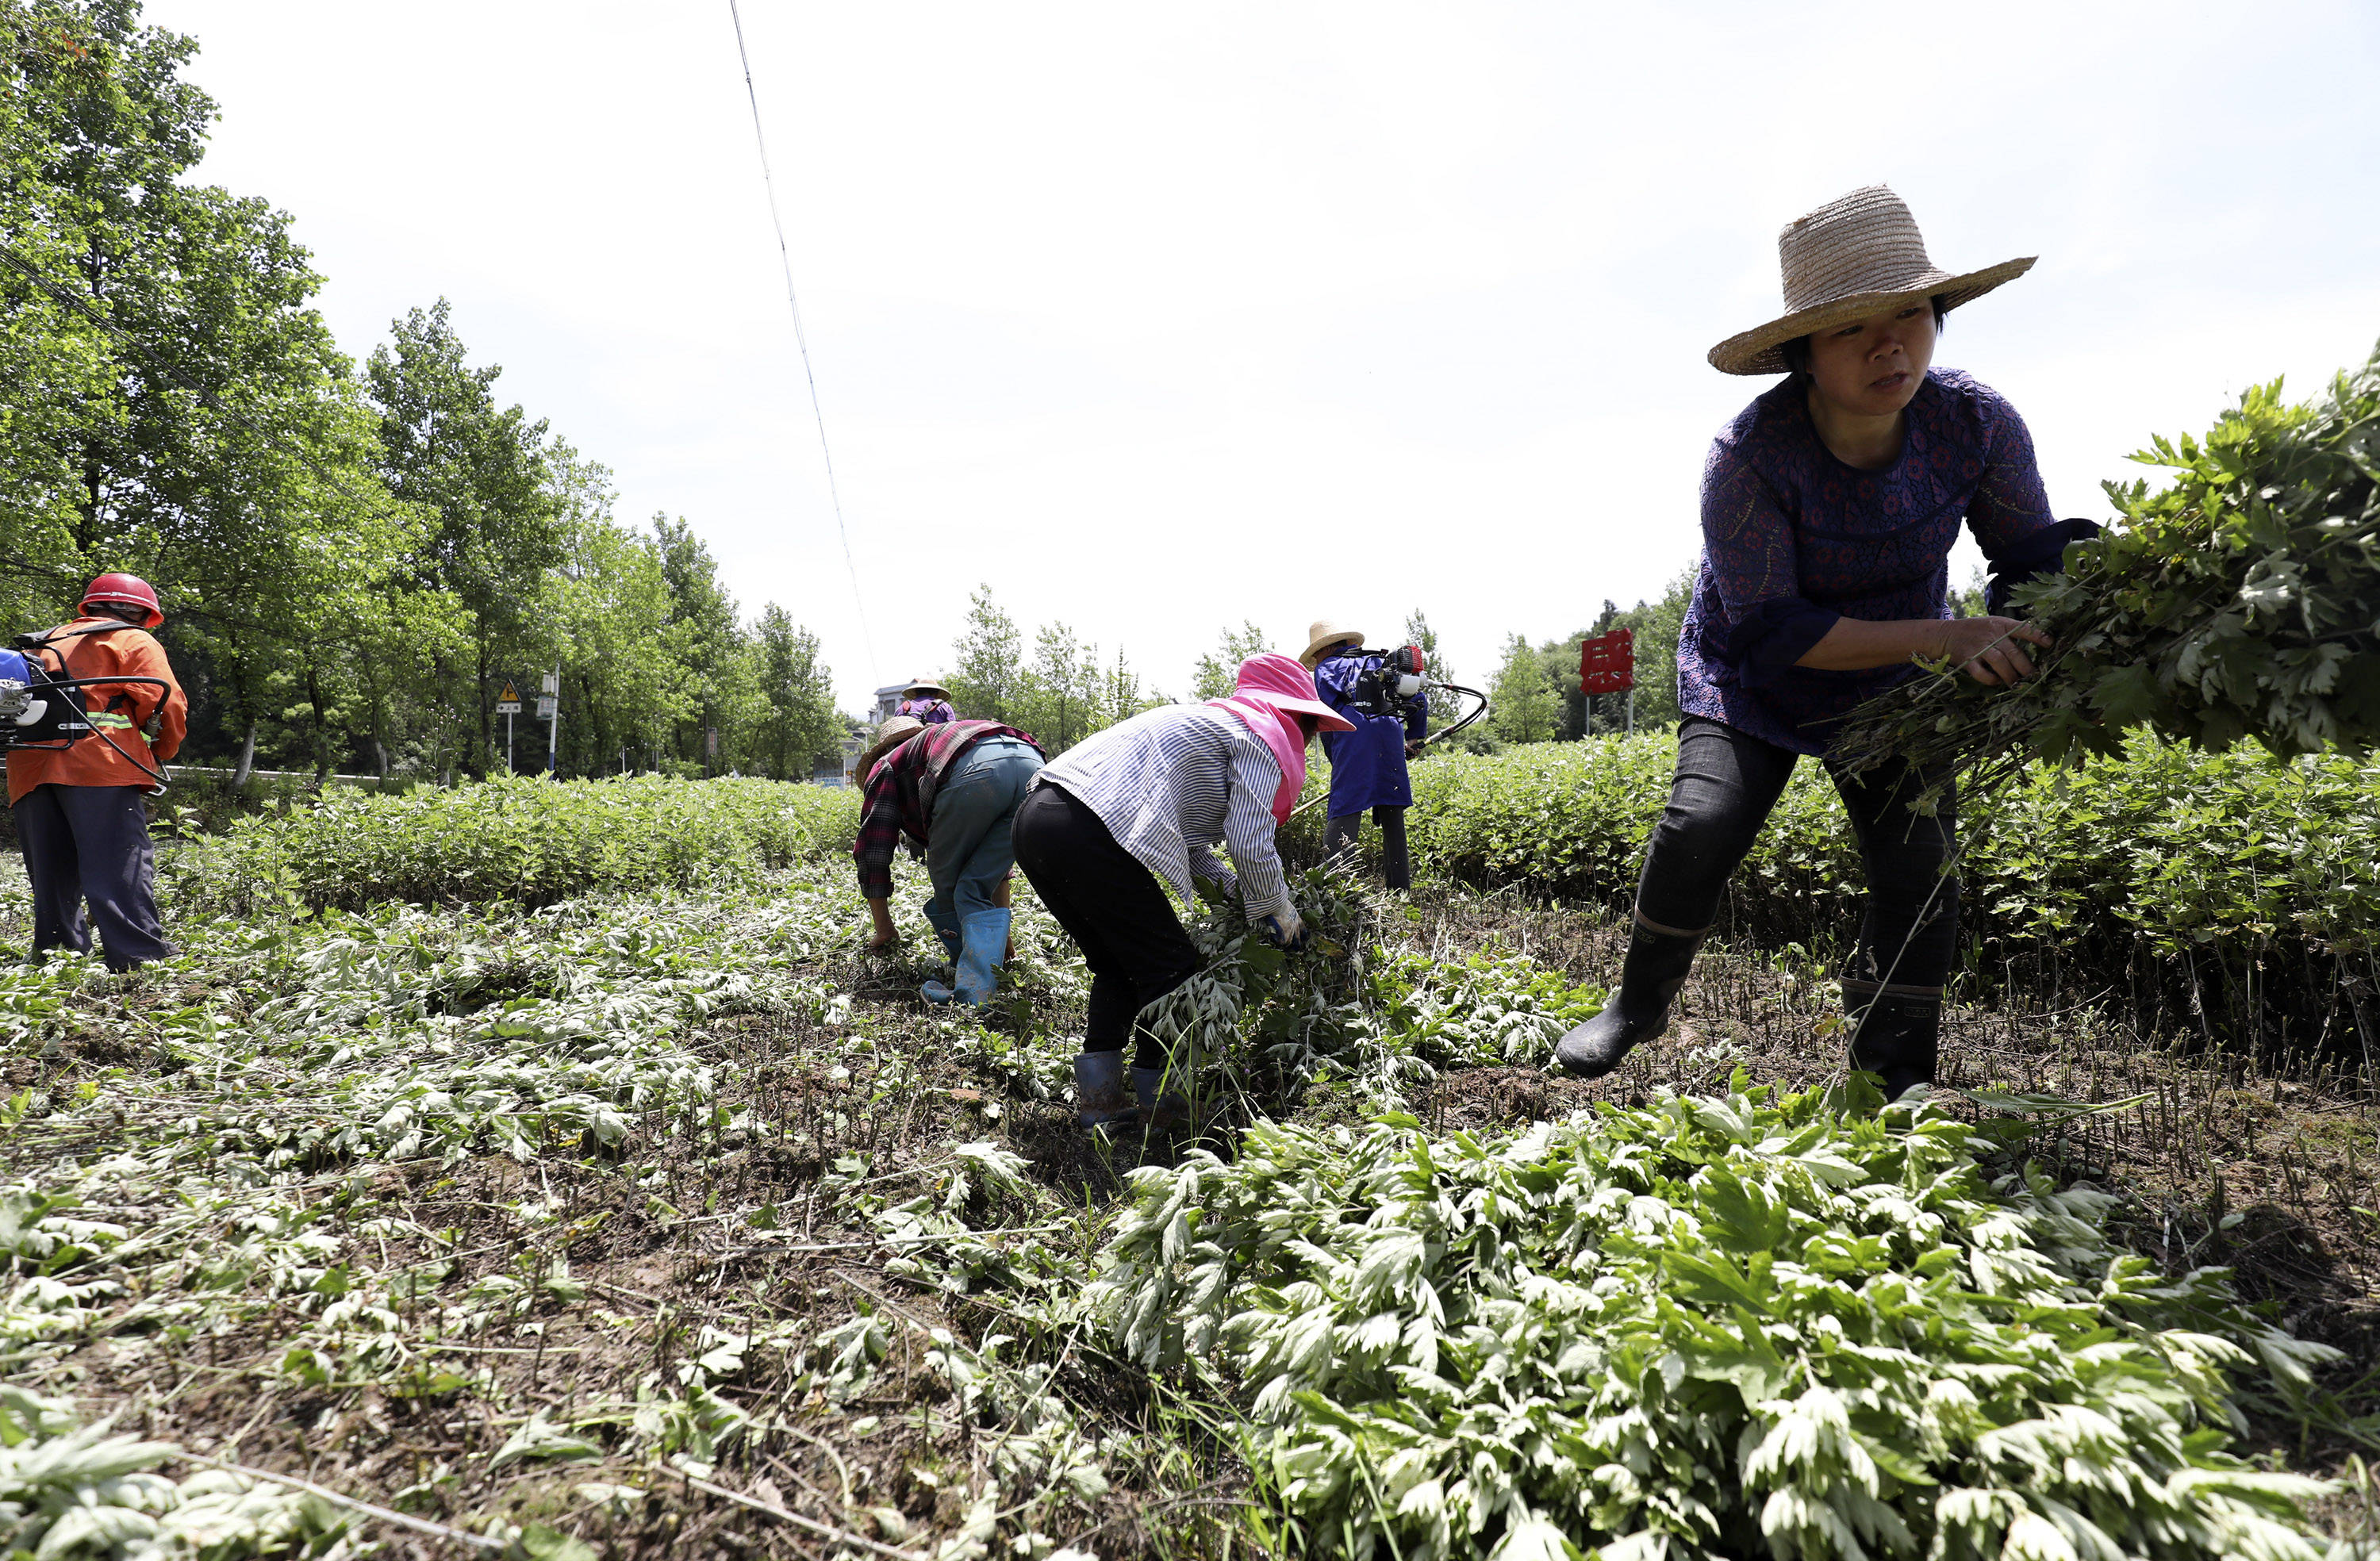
[1089,1080,2337,1561]
[161,776,859,913]
[1403,733,2380,1044]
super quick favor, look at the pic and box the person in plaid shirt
[854,714,1043,1005]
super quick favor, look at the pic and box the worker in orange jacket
[8,574,188,969]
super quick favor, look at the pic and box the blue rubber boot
[919,899,966,1002]
[952,909,1011,1007]
[923,900,964,963]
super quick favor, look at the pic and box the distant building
[870,681,916,723]
[814,731,866,787]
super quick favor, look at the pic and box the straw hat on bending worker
[858,716,925,780]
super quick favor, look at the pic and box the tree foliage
[0,0,852,783]
[1192,620,1272,700]
[946,585,1159,752]
[1487,632,1559,745]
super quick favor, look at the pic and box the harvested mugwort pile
[1091,1078,2338,1561]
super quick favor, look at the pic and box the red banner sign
[1578,629,1635,695]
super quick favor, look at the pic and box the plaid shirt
[854,719,1042,899]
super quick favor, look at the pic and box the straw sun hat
[903,677,950,699]
[1299,620,1365,667]
[858,715,925,777]
[1707,186,2035,376]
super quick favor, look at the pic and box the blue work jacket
[1315,650,1426,816]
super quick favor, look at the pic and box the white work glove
[1258,907,1307,951]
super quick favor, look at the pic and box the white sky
[148,0,2379,711]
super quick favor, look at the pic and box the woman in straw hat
[1301,619,1426,891]
[897,677,957,725]
[1554,185,2098,1097]
[1012,652,1353,1132]
[852,712,1045,1006]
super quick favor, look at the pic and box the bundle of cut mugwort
[1836,340,2380,800]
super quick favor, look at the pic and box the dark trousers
[1323,805,1411,890]
[14,784,172,970]
[1636,717,1959,994]
[1011,784,1200,1068]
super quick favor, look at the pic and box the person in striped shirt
[1012,652,1353,1131]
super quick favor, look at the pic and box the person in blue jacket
[1303,619,1426,891]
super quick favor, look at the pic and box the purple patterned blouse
[1676,368,2083,755]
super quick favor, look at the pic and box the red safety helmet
[80,573,163,630]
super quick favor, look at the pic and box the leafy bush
[1092,1081,2337,1561]
[163,775,858,911]
[1838,341,2380,787]
[1404,733,2380,1044]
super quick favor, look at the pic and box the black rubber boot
[1554,915,1709,1078]
[1380,807,1411,892]
[1073,1049,1138,1131]
[1844,983,1941,1100]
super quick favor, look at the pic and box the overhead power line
[724,0,881,685]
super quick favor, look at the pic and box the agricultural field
[2,757,2378,1561]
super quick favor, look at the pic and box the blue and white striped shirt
[1031,704,1292,920]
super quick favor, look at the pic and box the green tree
[4,0,427,778]
[948,585,1023,721]
[1100,645,1154,727]
[0,6,112,617]
[1018,620,1103,752]
[1488,632,1560,745]
[367,301,560,777]
[648,514,747,772]
[544,449,682,776]
[752,603,839,779]
[1951,562,1987,619]
[328,585,470,779]
[1192,620,1271,700]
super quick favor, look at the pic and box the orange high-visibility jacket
[6,618,188,804]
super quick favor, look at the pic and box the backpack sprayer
[0,624,172,788]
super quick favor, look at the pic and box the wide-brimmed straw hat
[1707,186,2035,376]
[902,677,950,699]
[1229,653,1356,733]
[858,716,925,777]
[1299,620,1366,668]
